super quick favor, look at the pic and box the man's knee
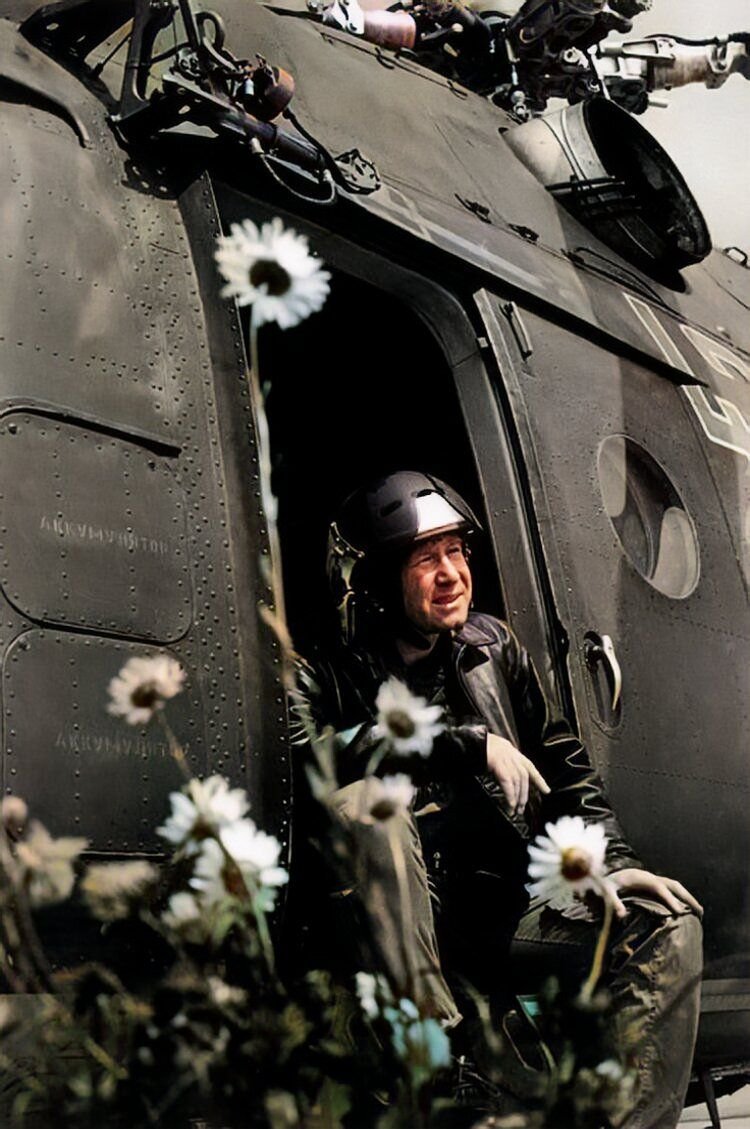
[326,779,418,878]
[328,779,415,843]
[667,908,703,981]
[327,779,374,823]
[616,898,703,973]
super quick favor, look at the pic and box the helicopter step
[681,1082,750,1129]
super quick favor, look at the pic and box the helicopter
[0,0,749,1120]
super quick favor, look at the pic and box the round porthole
[597,436,699,599]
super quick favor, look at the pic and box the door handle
[584,632,622,713]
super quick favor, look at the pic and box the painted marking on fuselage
[683,387,750,469]
[680,325,750,385]
[373,184,547,292]
[624,293,750,469]
[624,295,696,374]
[53,729,191,760]
[38,513,173,556]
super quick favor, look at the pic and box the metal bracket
[334,148,381,194]
[501,301,534,360]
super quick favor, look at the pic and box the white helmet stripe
[413,494,466,538]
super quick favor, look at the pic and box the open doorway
[257,266,500,655]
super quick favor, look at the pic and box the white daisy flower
[527,815,617,910]
[207,976,246,1008]
[355,971,389,1019]
[80,859,158,921]
[157,775,250,851]
[372,678,444,758]
[214,217,331,329]
[190,819,288,909]
[368,773,416,821]
[163,890,202,928]
[595,1059,625,1081]
[162,890,214,944]
[16,821,88,907]
[107,655,185,727]
[1,795,28,836]
[189,840,227,904]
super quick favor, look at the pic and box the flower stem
[386,819,418,1003]
[0,822,54,993]
[252,898,277,977]
[248,316,287,625]
[580,896,614,1004]
[156,712,190,781]
[218,839,277,978]
[364,745,386,778]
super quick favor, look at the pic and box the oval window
[597,436,699,599]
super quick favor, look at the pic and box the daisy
[1,795,28,837]
[162,891,207,942]
[368,773,416,821]
[107,655,185,727]
[355,971,384,1020]
[527,815,617,910]
[190,819,288,909]
[157,775,249,850]
[207,977,246,1008]
[372,678,444,757]
[214,217,331,329]
[81,859,158,921]
[16,821,88,907]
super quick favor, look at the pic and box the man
[292,470,702,1128]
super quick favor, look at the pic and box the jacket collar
[453,613,497,649]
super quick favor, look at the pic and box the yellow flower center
[370,799,397,821]
[130,682,160,710]
[223,859,248,899]
[386,709,416,740]
[249,259,291,296]
[561,846,592,881]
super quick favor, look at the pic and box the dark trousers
[513,896,703,1129]
[329,780,703,1129]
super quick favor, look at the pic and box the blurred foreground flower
[373,678,444,758]
[528,815,617,910]
[81,859,158,921]
[388,1001,451,1077]
[355,971,383,1020]
[207,976,247,1009]
[367,773,416,821]
[191,819,288,913]
[355,972,450,1083]
[16,821,88,907]
[107,655,185,727]
[163,890,206,942]
[214,217,330,329]
[573,1057,637,1121]
[158,775,250,851]
[1,794,28,838]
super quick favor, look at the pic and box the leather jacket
[292,612,641,886]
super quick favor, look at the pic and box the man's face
[401,532,472,636]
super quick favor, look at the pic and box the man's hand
[611,868,704,918]
[486,733,550,816]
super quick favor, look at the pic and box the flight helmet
[327,470,481,645]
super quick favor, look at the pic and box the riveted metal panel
[0,25,207,446]
[3,631,198,850]
[0,413,190,640]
